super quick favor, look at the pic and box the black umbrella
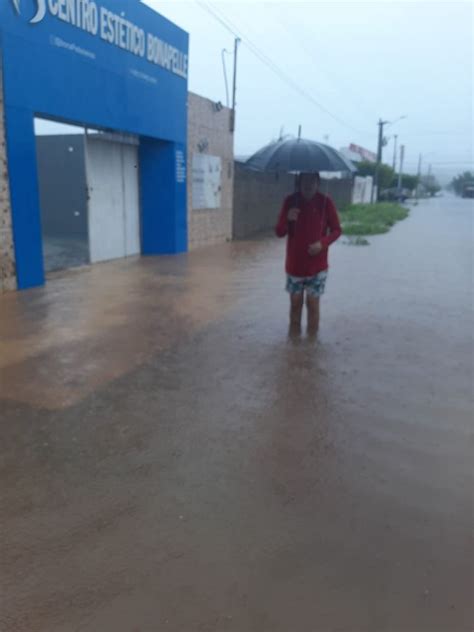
[246,132,355,236]
[246,135,356,175]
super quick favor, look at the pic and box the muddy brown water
[1,195,473,631]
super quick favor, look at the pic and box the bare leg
[306,295,320,337]
[289,293,304,336]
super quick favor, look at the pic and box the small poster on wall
[192,154,222,210]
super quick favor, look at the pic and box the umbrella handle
[288,181,300,237]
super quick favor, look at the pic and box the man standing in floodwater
[275,172,342,337]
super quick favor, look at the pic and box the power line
[195,0,370,138]
[202,1,370,136]
[270,7,377,123]
[196,0,236,37]
[408,131,469,137]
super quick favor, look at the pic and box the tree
[390,173,419,191]
[420,175,441,197]
[356,161,395,190]
[450,171,474,196]
[356,160,377,178]
[357,161,421,191]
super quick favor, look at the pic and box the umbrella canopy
[246,137,357,174]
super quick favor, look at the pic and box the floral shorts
[286,270,328,297]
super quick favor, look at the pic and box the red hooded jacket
[275,191,342,277]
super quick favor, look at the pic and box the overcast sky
[37,1,473,183]
[143,0,473,182]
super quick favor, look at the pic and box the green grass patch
[340,203,409,236]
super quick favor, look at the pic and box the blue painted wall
[0,0,189,289]
[140,140,187,255]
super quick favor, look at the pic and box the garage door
[86,134,140,264]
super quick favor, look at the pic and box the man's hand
[308,241,324,256]
[287,207,300,222]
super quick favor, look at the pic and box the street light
[386,115,407,128]
[371,115,407,203]
[392,134,398,171]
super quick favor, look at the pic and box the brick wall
[0,61,16,292]
[187,93,234,250]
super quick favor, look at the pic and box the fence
[352,176,374,204]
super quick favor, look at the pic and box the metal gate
[85,132,140,264]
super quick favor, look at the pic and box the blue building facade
[0,0,189,289]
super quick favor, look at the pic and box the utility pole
[416,153,422,199]
[230,37,240,133]
[371,118,387,203]
[371,115,407,203]
[392,134,398,171]
[221,49,230,108]
[397,144,405,193]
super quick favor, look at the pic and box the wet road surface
[1,195,473,631]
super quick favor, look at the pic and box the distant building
[340,143,377,164]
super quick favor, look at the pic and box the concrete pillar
[140,138,188,255]
[0,60,17,292]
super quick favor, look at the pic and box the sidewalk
[1,197,472,632]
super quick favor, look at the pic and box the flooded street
[1,195,473,632]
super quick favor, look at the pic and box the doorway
[35,119,90,273]
[35,121,141,276]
